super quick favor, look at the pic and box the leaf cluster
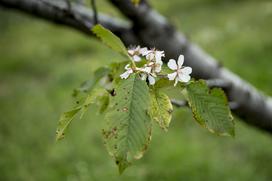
[56,24,235,174]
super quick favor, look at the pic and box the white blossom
[167,55,192,86]
[148,60,163,73]
[139,57,163,85]
[139,66,156,85]
[128,46,148,62]
[120,64,134,79]
[145,49,164,75]
[145,49,165,62]
[121,46,167,85]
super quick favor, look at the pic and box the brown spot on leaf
[102,129,112,139]
[143,144,148,151]
[122,107,128,112]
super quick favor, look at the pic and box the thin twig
[171,98,238,110]
[65,0,71,11]
[91,0,98,24]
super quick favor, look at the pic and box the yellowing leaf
[56,107,81,141]
[149,90,173,130]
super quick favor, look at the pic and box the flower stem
[130,57,137,69]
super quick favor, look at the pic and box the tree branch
[108,0,272,133]
[1,0,272,133]
[0,0,138,45]
[171,99,239,110]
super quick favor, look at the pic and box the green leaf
[99,93,110,113]
[154,78,186,90]
[103,74,152,174]
[149,90,173,130]
[73,67,110,97]
[154,78,173,89]
[56,88,109,141]
[92,24,129,58]
[109,61,130,81]
[94,67,110,81]
[186,80,234,136]
[80,88,109,118]
[56,107,81,141]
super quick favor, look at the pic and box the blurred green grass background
[0,0,272,180]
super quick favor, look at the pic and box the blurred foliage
[0,0,272,180]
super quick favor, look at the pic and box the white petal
[155,51,165,59]
[120,70,131,79]
[167,59,178,70]
[155,64,162,73]
[128,49,135,55]
[146,53,155,61]
[135,45,141,51]
[155,56,161,62]
[155,51,164,62]
[181,67,192,75]
[140,47,148,55]
[167,72,177,81]
[143,50,151,56]
[148,75,156,85]
[156,59,163,65]
[128,69,133,74]
[133,55,141,62]
[142,66,152,73]
[177,55,184,68]
[178,73,191,83]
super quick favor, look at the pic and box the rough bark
[1,0,272,133]
[0,0,138,45]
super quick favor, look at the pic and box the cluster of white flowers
[120,46,192,86]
